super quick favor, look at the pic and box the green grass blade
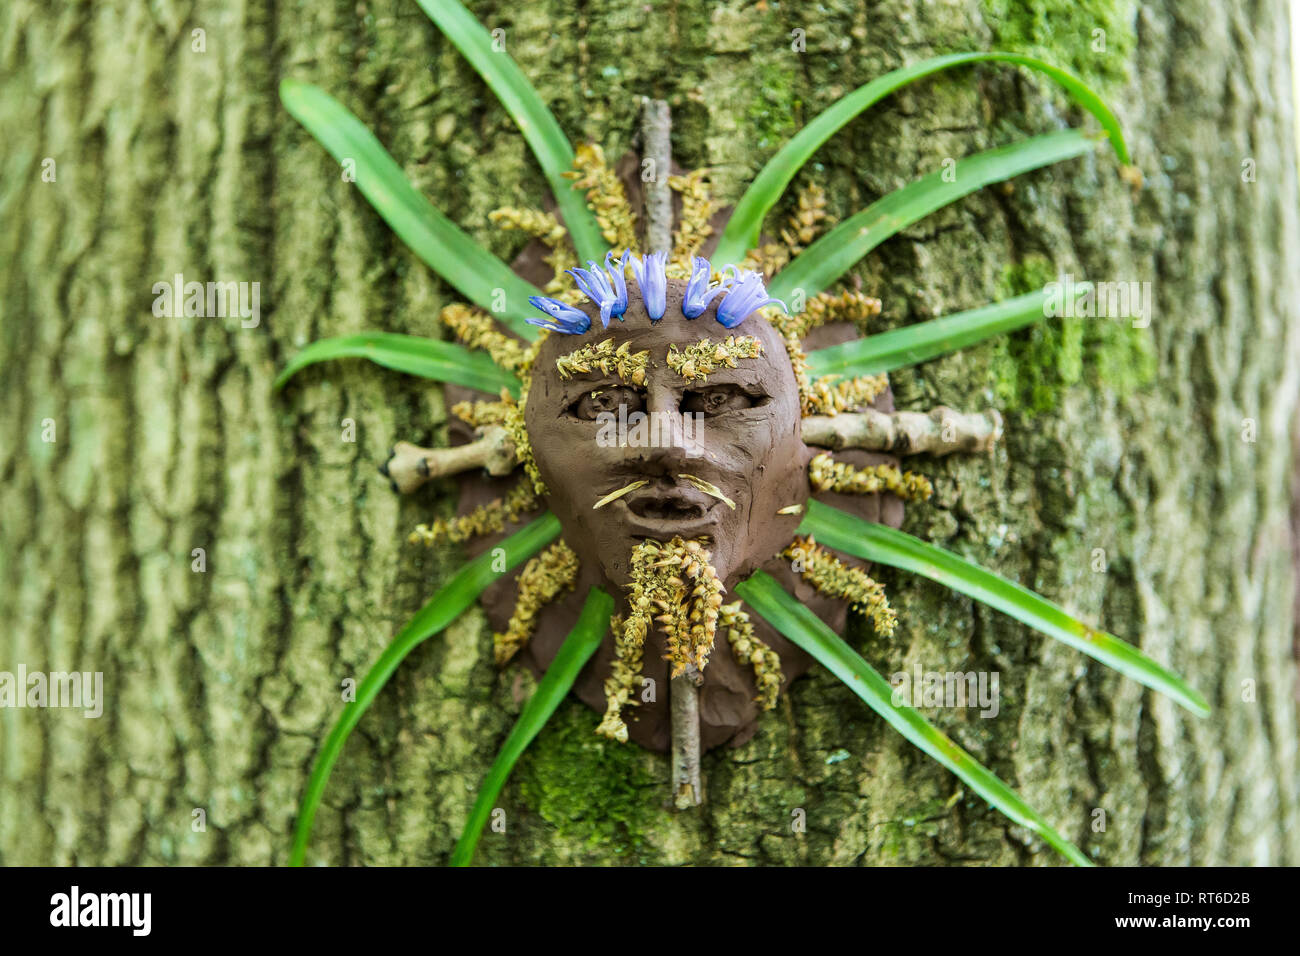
[769,130,1098,303]
[804,288,1080,377]
[274,332,521,395]
[799,501,1210,717]
[451,586,614,866]
[713,51,1129,264]
[416,0,606,264]
[279,78,543,340]
[288,512,561,866]
[735,570,1091,866]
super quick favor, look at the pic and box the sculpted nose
[631,387,713,467]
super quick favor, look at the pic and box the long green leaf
[769,130,1098,303]
[799,501,1210,717]
[274,332,521,396]
[279,78,543,340]
[805,288,1084,378]
[451,587,613,866]
[416,0,606,264]
[288,512,561,866]
[735,570,1091,866]
[713,51,1129,264]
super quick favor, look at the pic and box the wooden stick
[802,406,1003,457]
[670,665,704,809]
[643,95,704,810]
[641,97,673,254]
[380,426,516,494]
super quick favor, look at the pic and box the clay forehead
[539,313,792,387]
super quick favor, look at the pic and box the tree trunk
[2,0,1297,865]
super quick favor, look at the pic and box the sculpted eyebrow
[666,335,764,381]
[555,338,650,385]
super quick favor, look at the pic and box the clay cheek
[696,413,781,469]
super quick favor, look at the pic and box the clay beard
[523,278,812,595]
[594,535,724,743]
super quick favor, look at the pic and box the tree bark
[1,0,1297,865]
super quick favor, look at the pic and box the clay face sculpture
[517,263,827,753]
[524,277,810,595]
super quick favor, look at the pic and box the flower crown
[526,251,787,335]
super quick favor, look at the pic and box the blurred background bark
[2,0,1297,864]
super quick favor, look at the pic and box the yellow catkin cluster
[409,478,541,546]
[780,181,832,256]
[773,289,883,339]
[514,334,546,380]
[780,326,888,416]
[500,391,547,495]
[440,303,528,374]
[596,612,649,743]
[783,535,897,637]
[667,169,718,276]
[805,373,890,416]
[564,142,638,250]
[493,540,580,666]
[555,338,651,384]
[489,337,548,495]
[487,206,581,301]
[719,601,782,710]
[808,451,933,503]
[488,206,567,247]
[544,247,585,304]
[780,329,819,416]
[644,537,725,678]
[451,397,512,429]
[666,335,763,381]
[740,242,791,278]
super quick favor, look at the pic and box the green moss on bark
[511,699,659,860]
[989,256,1155,413]
[981,0,1137,89]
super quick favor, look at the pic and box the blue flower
[526,295,592,334]
[715,269,787,329]
[605,249,630,318]
[681,256,733,319]
[629,251,668,320]
[568,250,630,328]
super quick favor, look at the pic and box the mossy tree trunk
[2,0,1297,865]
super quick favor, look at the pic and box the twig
[380,427,516,494]
[802,407,1003,457]
[643,96,704,810]
[642,98,673,255]
[670,666,704,808]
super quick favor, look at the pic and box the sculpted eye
[681,384,767,415]
[570,385,646,421]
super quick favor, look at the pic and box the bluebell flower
[527,295,592,334]
[568,250,630,328]
[629,251,668,320]
[715,269,787,329]
[681,256,733,319]
[605,249,630,319]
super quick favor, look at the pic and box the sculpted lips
[616,479,722,532]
